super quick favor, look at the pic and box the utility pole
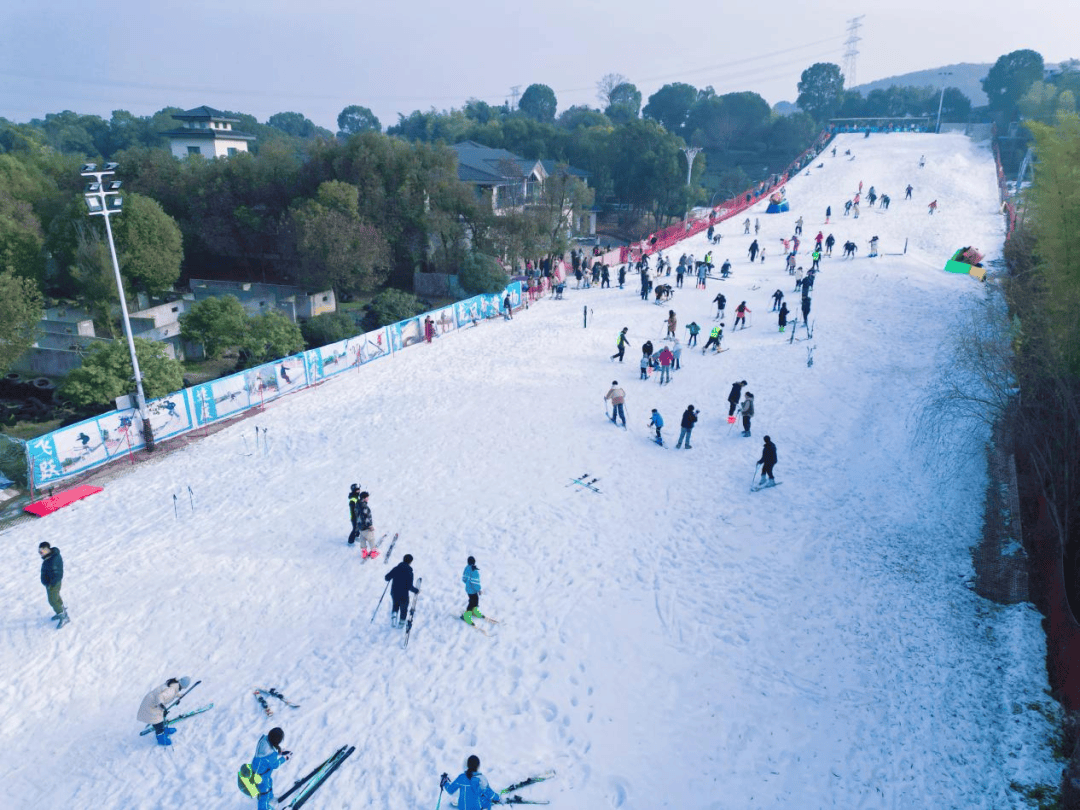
[681,147,702,222]
[843,16,865,87]
[509,85,521,111]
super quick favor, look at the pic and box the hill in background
[852,62,992,106]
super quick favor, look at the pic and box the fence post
[583,305,587,329]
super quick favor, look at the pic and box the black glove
[440,773,450,789]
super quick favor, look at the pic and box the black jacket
[680,408,698,429]
[384,562,419,599]
[759,439,778,466]
[727,382,744,404]
[40,547,63,586]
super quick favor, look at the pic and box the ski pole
[751,462,761,492]
[188,486,194,512]
[370,581,390,623]
[173,494,178,520]
[435,785,444,810]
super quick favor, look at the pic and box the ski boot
[472,608,484,619]
[361,548,370,559]
[164,727,178,736]
[155,732,173,746]
[461,609,476,626]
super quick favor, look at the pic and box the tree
[109,192,183,296]
[0,270,44,373]
[531,165,594,261]
[557,106,610,130]
[267,111,321,139]
[643,83,698,134]
[59,337,183,407]
[300,311,358,349]
[361,288,425,331]
[458,252,508,294]
[596,73,629,108]
[1019,81,1060,123]
[940,88,973,122]
[337,105,381,136]
[179,295,249,359]
[288,180,391,295]
[797,62,845,123]
[519,84,558,123]
[605,83,642,124]
[983,49,1045,118]
[238,311,304,368]
[0,189,46,285]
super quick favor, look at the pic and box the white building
[163,106,255,159]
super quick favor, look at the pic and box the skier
[810,249,821,271]
[657,346,674,385]
[440,755,500,809]
[905,184,913,200]
[712,292,726,319]
[250,727,292,810]
[743,217,751,234]
[611,327,629,363]
[686,321,700,347]
[880,193,890,210]
[696,260,708,289]
[604,381,626,427]
[640,268,650,301]
[38,542,67,628]
[639,352,650,380]
[675,261,685,288]
[795,216,803,235]
[353,491,378,559]
[778,302,789,333]
[734,301,750,330]
[676,405,698,449]
[928,200,938,215]
[757,436,778,487]
[852,202,860,219]
[726,380,746,423]
[384,554,420,629]
[771,289,783,311]
[347,484,363,544]
[665,310,677,339]
[741,392,755,437]
[137,676,191,747]
[759,247,766,264]
[720,259,732,278]
[754,218,760,235]
[600,265,610,288]
[919,155,926,168]
[794,266,804,292]
[648,409,664,445]
[702,324,723,354]
[461,556,486,625]
[825,205,831,223]
[825,234,835,256]
[785,253,796,275]
[748,240,759,262]
[642,339,654,361]
[801,290,811,323]
[617,264,626,288]
[671,340,682,371]
[868,236,879,257]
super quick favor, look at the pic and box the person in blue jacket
[648,409,664,445]
[441,755,501,808]
[461,557,484,625]
[251,727,292,810]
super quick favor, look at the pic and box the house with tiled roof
[450,141,547,211]
[162,106,255,159]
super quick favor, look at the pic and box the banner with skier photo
[243,355,306,406]
[145,392,194,441]
[27,413,133,484]
[190,371,254,426]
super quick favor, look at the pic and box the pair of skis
[567,473,601,494]
[139,680,211,736]
[499,769,556,804]
[402,577,423,649]
[278,744,356,808]
[358,532,387,563]
[460,612,500,637]
[254,687,300,717]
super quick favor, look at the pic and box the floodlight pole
[935,71,952,134]
[82,164,155,451]
[681,146,702,222]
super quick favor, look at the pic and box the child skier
[461,556,485,625]
[353,491,378,559]
[249,727,292,810]
[686,321,700,347]
[648,409,664,445]
[741,392,755,437]
[734,301,750,330]
[440,755,500,809]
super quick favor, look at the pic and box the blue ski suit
[251,735,288,809]
[446,771,500,809]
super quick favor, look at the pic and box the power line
[843,16,865,87]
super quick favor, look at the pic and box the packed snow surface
[0,133,1061,809]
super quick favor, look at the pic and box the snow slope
[0,132,1061,809]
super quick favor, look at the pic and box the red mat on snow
[25,485,103,516]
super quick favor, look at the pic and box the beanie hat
[359,491,369,499]
[179,676,191,690]
[268,727,285,747]
[612,380,618,385]
[403,554,413,564]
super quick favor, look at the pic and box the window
[187,146,201,155]
[227,147,238,157]
[321,295,328,302]
[171,307,179,313]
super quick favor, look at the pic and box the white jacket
[137,682,181,724]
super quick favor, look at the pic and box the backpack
[237,763,263,798]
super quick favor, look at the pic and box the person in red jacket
[656,347,674,385]
[734,301,751,330]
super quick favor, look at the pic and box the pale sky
[2,0,1076,132]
